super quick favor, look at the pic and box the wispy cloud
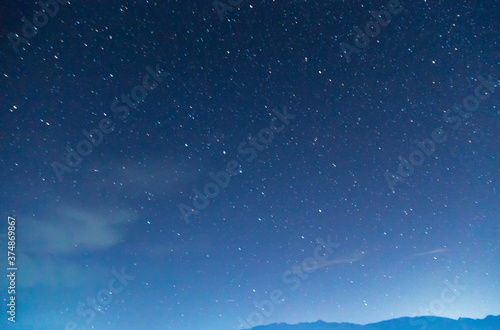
[22,205,135,254]
[317,252,364,269]
[411,248,448,257]
[8,204,137,289]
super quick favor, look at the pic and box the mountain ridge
[249,314,500,329]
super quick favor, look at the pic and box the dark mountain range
[250,315,500,330]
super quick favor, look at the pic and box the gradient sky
[1,0,499,329]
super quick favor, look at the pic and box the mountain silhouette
[249,315,500,330]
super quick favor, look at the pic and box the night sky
[1,0,499,329]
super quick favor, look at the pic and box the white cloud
[411,248,448,257]
[22,205,135,255]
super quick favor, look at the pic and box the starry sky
[1,0,499,329]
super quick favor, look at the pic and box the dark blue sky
[0,0,499,329]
